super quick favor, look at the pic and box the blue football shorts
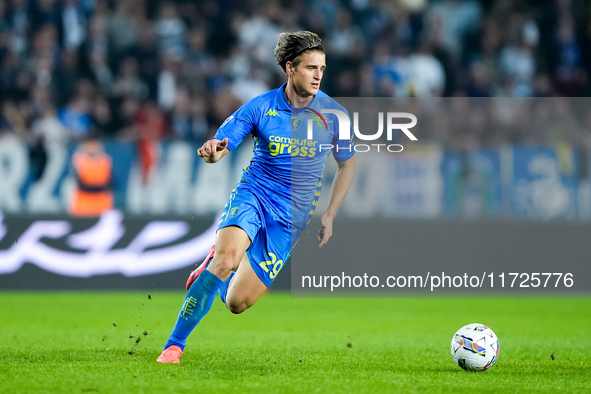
[217,184,302,287]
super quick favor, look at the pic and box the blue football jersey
[214,83,354,229]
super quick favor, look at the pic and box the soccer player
[157,31,356,364]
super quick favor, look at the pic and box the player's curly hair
[274,31,324,73]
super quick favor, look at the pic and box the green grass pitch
[0,292,590,393]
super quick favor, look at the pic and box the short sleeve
[214,103,257,151]
[331,108,355,162]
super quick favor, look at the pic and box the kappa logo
[265,109,279,117]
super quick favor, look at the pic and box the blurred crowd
[1,0,591,149]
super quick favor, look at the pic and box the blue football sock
[218,271,235,305]
[164,270,224,351]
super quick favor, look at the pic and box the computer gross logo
[269,109,324,158]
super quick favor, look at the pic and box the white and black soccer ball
[450,323,500,372]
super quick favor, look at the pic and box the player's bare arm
[318,155,356,248]
[197,138,230,163]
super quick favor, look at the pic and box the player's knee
[209,249,241,277]
[209,259,233,278]
[227,302,244,314]
[227,301,248,314]
[226,298,251,314]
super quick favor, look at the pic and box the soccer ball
[450,323,499,372]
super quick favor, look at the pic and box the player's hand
[317,212,334,248]
[197,138,228,163]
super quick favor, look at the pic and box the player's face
[291,51,326,97]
